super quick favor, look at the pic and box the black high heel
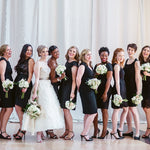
[117,129,124,137]
[98,130,109,139]
[80,135,93,141]
[15,130,26,140]
[0,131,11,140]
[110,132,124,139]
[142,128,150,139]
[123,131,133,137]
[92,128,100,138]
[134,136,140,140]
[13,129,21,138]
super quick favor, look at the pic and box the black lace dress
[79,62,97,114]
[0,57,14,108]
[14,58,33,108]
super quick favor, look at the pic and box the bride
[22,45,64,142]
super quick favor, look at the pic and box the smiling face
[25,46,33,58]
[116,51,125,63]
[142,47,150,60]
[68,48,77,59]
[127,47,136,57]
[100,51,109,63]
[85,51,92,62]
[51,48,59,59]
[40,47,48,58]
[4,45,12,58]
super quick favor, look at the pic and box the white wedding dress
[22,61,64,133]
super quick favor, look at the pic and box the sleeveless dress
[14,58,33,108]
[22,61,64,133]
[112,64,127,109]
[141,62,150,108]
[94,62,112,109]
[0,57,14,108]
[79,62,97,114]
[59,61,78,109]
[124,59,137,107]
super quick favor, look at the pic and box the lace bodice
[39,61,50,79]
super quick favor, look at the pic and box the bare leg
[125,109,133,133]
[143,108,150,136]
[37,131,42,143]
[0,108,6,130]
[92,113,98,136]
[101,109,108,137]
[15,105,23,129]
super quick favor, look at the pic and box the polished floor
[0,122,150,150]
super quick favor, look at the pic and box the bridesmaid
[76,49,97,141]
[123,43,141,140]
[59,46,79,140]
[93,47,113,139]
[13,44,34,140]
[139,45,150,138]
[111,48,128,139]
[47,45,65,139]
[0,44,14,139]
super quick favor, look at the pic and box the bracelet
[57,78,60,82]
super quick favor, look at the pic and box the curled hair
[112,48,125,67]
[127,43,137,52]
[65,46,80,62]
[37,45,47,56]
[0,44,9,56]
[139,45,150,65]
[98,47,110,56]
[48,45,58,55]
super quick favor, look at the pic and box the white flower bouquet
[24,99,41,119]
[96,64,108,75]
[18,79,29,99]
[65,99,76,110]
[141,63,150,81]
[131,95,143,106]
[86,78,101,93]
[2,79,14,98]
[55,64,67,80]
[112,94,128,107]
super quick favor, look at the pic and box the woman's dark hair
[98,47,110,56]
[139,45,150,65]
[15,44,33,72]
[127,43,137,52]
[48,45,58,55]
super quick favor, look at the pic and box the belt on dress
[39,77,49,80]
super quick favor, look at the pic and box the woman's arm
[27,58,35,83]
[76,65,85,91]
[32,61,40,100]
[114,64,120,95]
[0,60,6,82]
[70,65,78,99]
[102,71,113,101]
[135,61,142,95]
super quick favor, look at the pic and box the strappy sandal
[60,129,69,138]
[13,129,21,137]
[15,130,26,140]
[64,131,74,140]
[46,130,58,139]
[0,131,11,140]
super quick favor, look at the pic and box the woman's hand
[101,93,107,102]
[22,88,27,93]
[60,72,66,80]
[70,92,75,100]
[143,71,149,76]
[32,93,37,101]
[3,88,7,92]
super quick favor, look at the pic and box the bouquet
[18,79,29,99]
[24,99,41,119]
[55,64,67,80]
[131,95,143,106]
[65,98,76,110]
[96,64,107,75]
[112,94,128,107]
[141,63,150,81]
[86,78,101,93]
[2,79,14,98]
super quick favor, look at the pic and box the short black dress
[79,62,97,114]
[141,62,150,108]
[59,61,78,109]
[0,57,14,108]
[14,58,33,108]
[124,59,137,107]
[112,64,127,109]
[94,62,112,109]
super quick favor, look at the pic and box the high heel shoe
[80,135,93,141]
[64,131,74,140]
[117,129,124,137]
[15,130,26,140]
[60,129,69,138]
[46,130,58,139]
[92,128,100,138]
[142,128,150,139]
[0,131,11,140]
[98,130,109,139]
[134,136,140,140]
[13,129,21,137]
[110,132,124,139]
[123,131,133,137]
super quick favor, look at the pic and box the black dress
[0,57,14,108]
[79,62,97,114]
[124,59,137,107]
[14,58,33,108]
[141,62,150,108]
[94,62,112,109]
[59,61,78,109]
[112,64,127,109]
